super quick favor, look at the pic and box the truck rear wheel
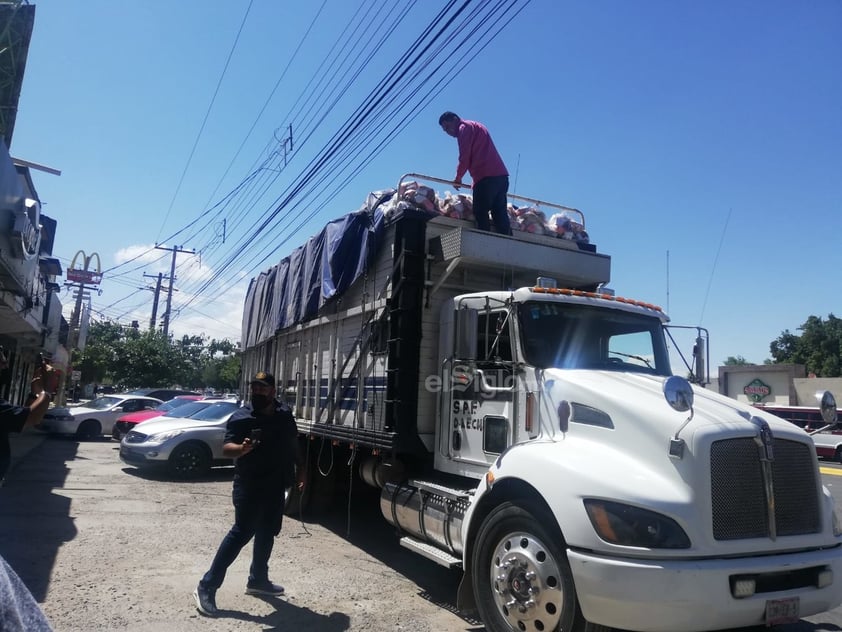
[472,501,607,632]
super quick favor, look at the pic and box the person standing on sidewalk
[194,370,301,617]
[0,351,54,481]
[439,111,511,235]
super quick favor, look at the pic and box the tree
[769,314,842,377]
[76,319,241,390]
[724,355,753,366]
[75,321,128,386]
[115,330,186,387]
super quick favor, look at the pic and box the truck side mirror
[819,391,838,426]
[455,308,478,360]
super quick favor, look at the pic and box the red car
[111,395,202,440]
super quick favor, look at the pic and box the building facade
[719,363,842,409]
[0,139,64,404]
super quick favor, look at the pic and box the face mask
[251,394,271,410]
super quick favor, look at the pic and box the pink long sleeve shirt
[455,120,508,184]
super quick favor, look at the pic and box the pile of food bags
[380,180,589,244]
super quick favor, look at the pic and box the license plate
[765,597,799,626]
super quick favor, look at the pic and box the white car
[119,401,241,478]
[40,394,164,440]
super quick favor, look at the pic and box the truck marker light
[485,470,495,488]
[585,502,619,543]
[530,286,662,312]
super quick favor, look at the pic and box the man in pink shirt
[439,111,511,235]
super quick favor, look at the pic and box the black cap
[249,371,276,388]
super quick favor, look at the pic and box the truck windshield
[518,300,671,375]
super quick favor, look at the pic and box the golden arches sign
[66,250,103,285]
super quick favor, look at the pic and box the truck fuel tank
[380,480,471,558]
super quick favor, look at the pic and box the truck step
[409,479,472,502]
[399,536,462,569]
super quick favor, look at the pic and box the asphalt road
[2,430,842,632]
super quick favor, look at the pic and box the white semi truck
[240,174,842,632]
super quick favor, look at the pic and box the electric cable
[88,1,529,332]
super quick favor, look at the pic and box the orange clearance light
[530,286,663,313]
[585,502,619,543]
[485,470,496,488]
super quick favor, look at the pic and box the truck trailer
[240,174,842,632]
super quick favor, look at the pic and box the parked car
[111,395,204,440]
[811,431,842,462]
[123,388,200,401]
[40,394,164,440]
[119,401,242,478]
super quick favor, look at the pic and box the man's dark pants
[472,175,511,235]
[200,478,285,590]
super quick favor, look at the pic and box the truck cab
[435,284,672,477]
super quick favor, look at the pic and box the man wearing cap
[194,370,299,617]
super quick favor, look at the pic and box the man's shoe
[245,579,285,596]
[193,584,218,616]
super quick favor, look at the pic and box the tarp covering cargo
[241,191,391,348]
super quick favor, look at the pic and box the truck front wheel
[472,501,604,632]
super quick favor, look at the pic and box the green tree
[116,330,187,387]
[75,321,124,385]
[769,314,842,377]
[724,355,753,366]
[76,319,241,390]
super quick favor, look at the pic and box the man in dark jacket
[194,371,299,617]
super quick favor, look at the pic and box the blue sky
[9,0,842,369]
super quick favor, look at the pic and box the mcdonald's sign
[67,250,103,285]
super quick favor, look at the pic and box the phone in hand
[250,428,263,446]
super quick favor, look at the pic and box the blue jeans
[472,175,511,235]
[200,478,285,589]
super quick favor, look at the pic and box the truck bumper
[568,545,842,632]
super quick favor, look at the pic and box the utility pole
[142,272,165,331]
[154,244,194,338]
[67,281,87,349]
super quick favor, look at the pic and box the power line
[180,0,521,309]
[88,1,531,335]
[155,0,256,243]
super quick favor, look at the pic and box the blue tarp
[242,192,391,349]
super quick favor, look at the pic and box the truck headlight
[584,499,691,549]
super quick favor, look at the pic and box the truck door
[447,309,516,467]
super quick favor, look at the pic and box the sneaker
[193,584,218,616]
[245,579,285,596]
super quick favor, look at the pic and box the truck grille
[710,438,820,540]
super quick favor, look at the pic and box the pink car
[112,395,202,440]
